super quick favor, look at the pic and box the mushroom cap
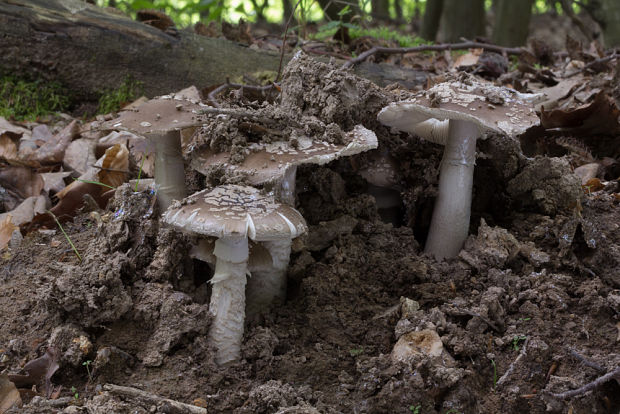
[163,185,307,242]
[190,125,378,186]
[102,94,208,135]
[378,77,539,142]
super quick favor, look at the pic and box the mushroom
[162,185,307,365]
[102,93,208,210]
[378,77,539,259]
[189,124,378,205]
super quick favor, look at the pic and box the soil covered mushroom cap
[102,94,208,134]
[378,76,540,139]
[162,185,307,241]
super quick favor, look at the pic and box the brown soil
[1,54,620,414]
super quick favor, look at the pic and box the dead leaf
[25,121,79,164]
[63,138,97,175]
[40,172,72,194]
[0,166,44,211]
[0,135,19,162]
[0,195,48,227]
[0,117,28,139]
[0,215,18,251]
[0,374,22,413]
[541,92,620,135]
[8,347,59,397]
[98,143,129,188]
[452,48,482,69]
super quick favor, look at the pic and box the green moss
[97,76,144,115]
[0,74,71,121]
[314,23,428,48]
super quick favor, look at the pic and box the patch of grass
[491,359,497,389]
[511,335,527,351]
[351,26,427,48]
[409,404,421,413]
[97,76,143,115]
[0,74,70,121]
[48,210,82,262]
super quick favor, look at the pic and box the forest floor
[1,10,620,414]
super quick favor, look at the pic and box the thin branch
[568,348,606,373]
[496,338,529,387]
[342,41,525,69]
[563,52,619,78]
[548,366,620,400]
[276,0,302,83]
[207,77,276,108]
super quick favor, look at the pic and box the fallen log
[0,0,428,100]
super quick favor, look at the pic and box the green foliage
[491,359,497,389]
[0,74,70,121]
[511,335,527,351]
[409,404,421,413]
[97,76,143,115]
[71,386,79,400]
[349,347,364,357]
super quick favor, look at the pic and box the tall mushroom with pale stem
[378,78,539,259]
[190,125,377,313]
[102,89,208,210]
[162,185,307,365]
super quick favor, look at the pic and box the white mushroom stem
[412,119,450,145]
[424,119,480,260]
[246,239,292,315]
[276,165,297,205]
[208,236,249,366]
[151,131,187,210]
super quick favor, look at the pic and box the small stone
[391,330,445,363]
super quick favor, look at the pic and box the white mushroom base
[208,237,249,366]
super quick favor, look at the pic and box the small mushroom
[102,93,208,210]
[162,185,307,365]
[378,77,539,259]
[190,124,378,205]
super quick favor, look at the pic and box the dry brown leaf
[541,92,620,135]
[63,138,97,175]
[0,117,28,138]
[0,166,44,210]
[98,143,129,188]
[452,48,482,69]
[8,347,59,398]
[40,172,72,194]
[0,195,47,227]
[0,215,18,251]
[0,135,19,162]
[0,374,22,413]
[25,120,79,164]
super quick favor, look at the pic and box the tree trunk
[420,0,443,41]
[439,0,486,43]
[601,0,620,46]
[0,0,427,101]
[492,0,534,46]
[371,0,391,20]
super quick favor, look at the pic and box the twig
[207,77,276,108]
[496,338,529,387]
[568,348,606,373]
[563,52,618,78]
[276,0,302,83]
[548,366,620,399]
[103,384,207,414]
[342,41,525,69]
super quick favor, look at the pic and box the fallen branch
[342,41,525,69]
[563,52,619,78]
[103,384,207,414]
[547,366,620,400]
[496,338,529,387]
[568,348,606,373]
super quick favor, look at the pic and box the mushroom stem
[208,236,249,366]
[246,238,292,315]
[424,119,480,260]
[151,131,186,210]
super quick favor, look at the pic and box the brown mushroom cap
[190,125,378,186]
[102,95,208,135]
[378,77,540,141]
[163,185,307,241]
